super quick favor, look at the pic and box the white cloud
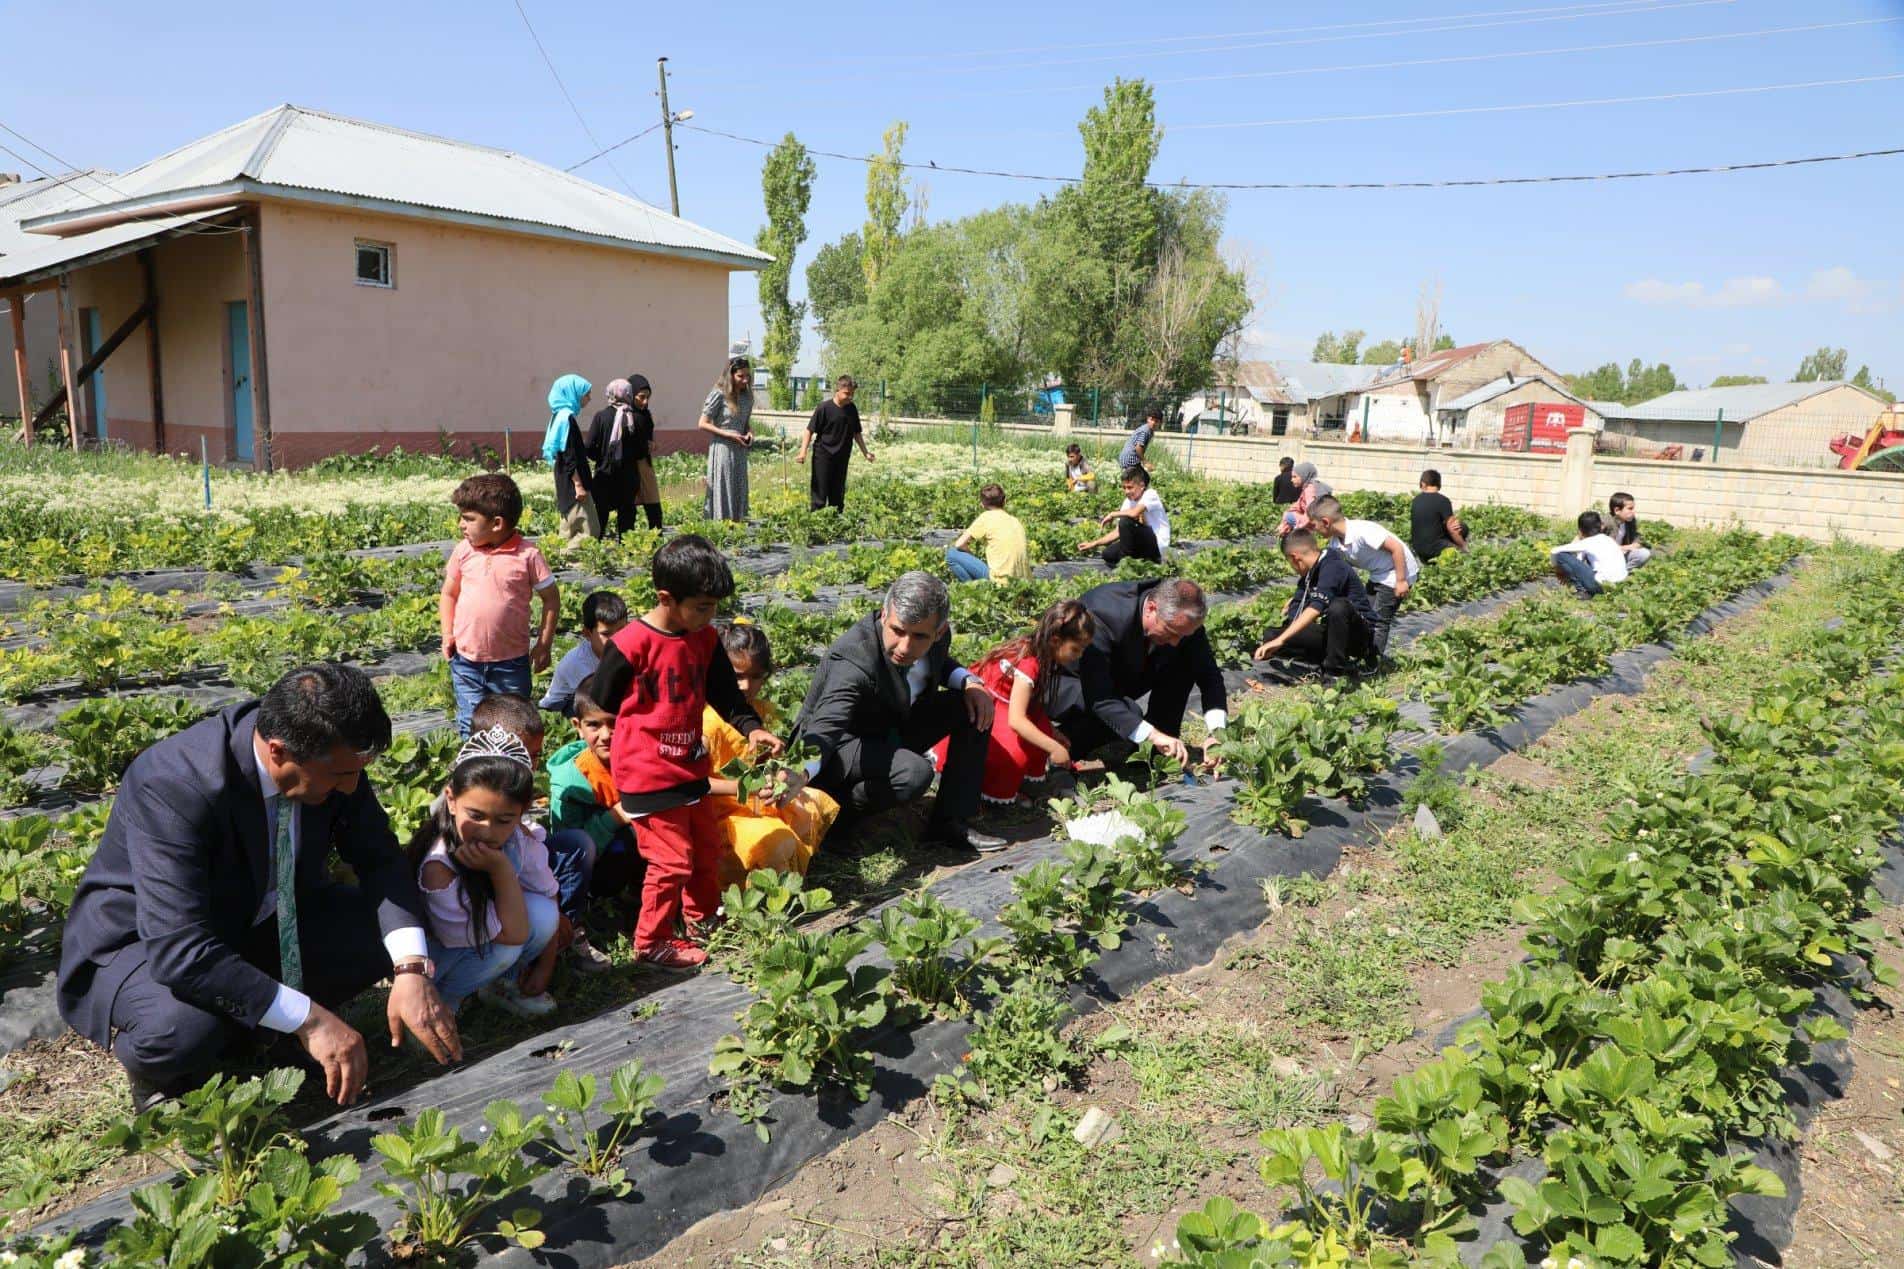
[1237,326,1309,357]
[1623,277,1783,307]
[1804,266,1894,314]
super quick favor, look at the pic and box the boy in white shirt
[1551,510,1628,596]
[1306,495,1419,654]
[1079,466,1170,568]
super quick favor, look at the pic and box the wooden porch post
[55,274,81,451]
[7,292,30,444]
[139,250,166,454]
[241,216,273,471]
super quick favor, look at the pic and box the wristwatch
[392,957,436,981]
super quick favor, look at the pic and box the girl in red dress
[934,600,1097,804]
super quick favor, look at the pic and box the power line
[0,124,247,239]
[991,15,1904,99]
[508,0,657,206]
[564,120,663,173]
[907,0,1736,76]
[892,0,1667,61]
[1168,72,1904,131]
[675,122,1904,192]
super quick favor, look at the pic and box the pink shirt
[418,822,560,948]
[445,533,555,663]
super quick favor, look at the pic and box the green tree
[1565,359,1678,405]
[1119,190,1251,396]
[1312,330,1365,363]
[1360,339,1403,365]
[1709,375,1768,388]
[805,231,866,337]
[1851,365,1897,403]
[755,133,816,410]
[862,122,910,291]
[1794,346,1848,381]
[1433,333,1456,351]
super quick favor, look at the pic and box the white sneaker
[479,977,557,1018]
[569,932,615,974]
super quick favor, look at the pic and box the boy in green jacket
[546,675,642,906]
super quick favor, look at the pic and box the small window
[355,241,392,288]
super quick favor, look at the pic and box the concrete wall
[856,414,1904,550]
[258,202,733,468]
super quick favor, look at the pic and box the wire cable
[0,126,248,242]
[675,122,1904,192]
[508,0,658,205]
[563,120,663,172]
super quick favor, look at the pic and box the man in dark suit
[793,571,1002,853]
[1057,577,1229,771]
[58,663,462,1108]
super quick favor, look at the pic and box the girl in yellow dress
[704,620,841,891]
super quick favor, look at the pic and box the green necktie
[273,795,303,991]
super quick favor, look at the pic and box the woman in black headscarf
[587,375,663,537]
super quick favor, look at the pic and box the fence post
[1091,386,1100,427]
[879,378,887,423]
[1711,408,1723,465]
[971,417,979,478]
[1360,396,1371,442]
[201,436,211,510]
[1557,425,1595,519]
[504,427,511,471]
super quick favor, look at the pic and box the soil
[1779,904,1904,1267]
[0,1031,165,1225]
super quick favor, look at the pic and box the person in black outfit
[1051,577,1228,773]
[1409,468,1466,562]
[587,375,663,537]
[797,375,875,511]
[791,571,1002,853]
[547,374,595,541]
[1252,530,1378,676]
[1271,456,1300,505]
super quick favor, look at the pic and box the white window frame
[354,240,394,289]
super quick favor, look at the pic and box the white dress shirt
[252,736,428,1032]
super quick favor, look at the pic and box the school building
[0,105,767,468]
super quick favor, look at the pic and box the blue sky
[6,0,1901,388]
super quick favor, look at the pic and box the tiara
[454,726,533,771]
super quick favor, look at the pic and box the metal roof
[1438,373,1577,413]
[1249,360,1386,404]
[19,105,769,270]
[1602,380,1882,421]
[0,207,241,287]
[0,171,119,259]
[1368,341,1493,385]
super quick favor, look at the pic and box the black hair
[1278,456,1294,471]
[1143,407,1162,424]
[1607,492,1640,544]
[580,590,629,631]
[1421,469,1442,489]
[470,692,545,740]
[719,621,774,677]
[571,673,610,720]
[1577,510,1605,536]
[835,374,857,391]
[403,752,535,949]
[1121,464,1151,488]
[1282,528,1319,554]
[652,534,735,602]
[451,472,524,529]
[257,663,391,762]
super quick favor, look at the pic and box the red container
[1502,402,1586,453]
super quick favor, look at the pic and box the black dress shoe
[126,1072,173,1114]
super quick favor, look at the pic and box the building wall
[258,202,733,467]
[1604,385,1886,469]
[0,289,59,420]
[853,415,1904,550]
[1456,382,1602,448]
[1357,382,1432,443]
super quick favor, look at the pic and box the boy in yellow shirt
[944,484,1031,585]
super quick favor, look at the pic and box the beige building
[0,106,768,468]
[1343,340,1571,444]
[1434,372,1603,448]
[1,172,120,421]
[1595,381,1889,468]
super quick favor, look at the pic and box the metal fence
[779,378,1210,431]
[1590,407,1903,471]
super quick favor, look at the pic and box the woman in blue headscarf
[543,374,595,542]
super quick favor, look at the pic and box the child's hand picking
[745,729,785,758]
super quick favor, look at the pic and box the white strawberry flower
[1626,851,1640,863]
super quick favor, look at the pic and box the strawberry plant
[372,1101,551,1262]
[0,722,51,808]
[54,694,208,793]
[540,1061,665,1198]
[708,867,835,987]
[874,890,1003,1020]
[718,739,820,804]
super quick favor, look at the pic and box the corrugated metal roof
[0,207,241,285]
[1438,373,1576,413]
[1602,380,1881,421]
[1367,341,1493,385]
[22,105,768,269]
[1252,360,1385,404]
[0,171,119,258]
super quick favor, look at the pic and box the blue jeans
[1553,550,1602,597]
[945,547,990,582]
[449,654,532,736]
[430,890,560,1009]
[542,829,597,922]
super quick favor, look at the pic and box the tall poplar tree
[755,133,816,409]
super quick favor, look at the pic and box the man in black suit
[58,663,462,1108]
[793,571,1002,852]
[1057,577,1229,770]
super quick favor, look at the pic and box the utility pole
[657,56,680,216]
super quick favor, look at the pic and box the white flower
[1831,814,1843,825]
[55,1250,86,1269]
[2,1252,21,1266]
[1732,920,1745,932]
[1625,851,1640,863]
[1151,1244,1165,1260]
[1636,829,1650,839]
[1540,1257,1558,1269]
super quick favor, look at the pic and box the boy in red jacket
[590,536,784,968]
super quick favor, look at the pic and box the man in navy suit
[58,663,462,1107]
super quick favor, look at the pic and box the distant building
[1343,341,1570,444]
[0,105,768,467]
[0,171,118,422]
[1596,381,1889,467]
[1211,359,1387,436]
[1434,372,1602,447]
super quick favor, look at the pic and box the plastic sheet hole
[366,1106,406,1122]
[532,1042,575,1061]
